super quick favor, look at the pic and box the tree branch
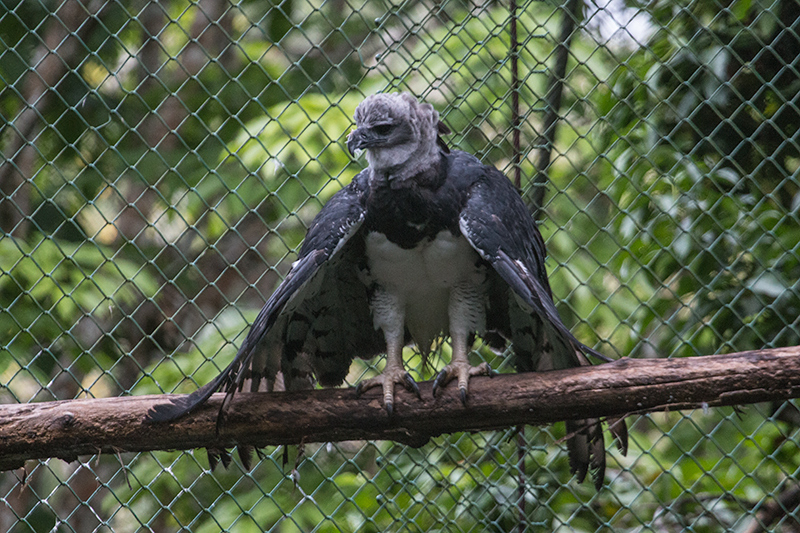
[2,346,800,471]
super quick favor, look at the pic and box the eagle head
[347,92,449,181]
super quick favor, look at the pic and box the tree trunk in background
[140,0,235,152]
[0,0,100,238]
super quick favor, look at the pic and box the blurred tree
[0,0,101,238]
[593,0,800,358]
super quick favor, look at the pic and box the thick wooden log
[1,346,799,471]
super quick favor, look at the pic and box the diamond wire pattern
[1,0,800,531]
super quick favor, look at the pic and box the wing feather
[146,176,368,423]
[457,168,607,366]
[456,160,625,488]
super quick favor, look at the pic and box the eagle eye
[372,124,393,136]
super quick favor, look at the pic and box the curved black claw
[402,372,422,400]
[432,369,451,398]
[385,400,393,417]
[355,381,364,398]
[432,363,494,401]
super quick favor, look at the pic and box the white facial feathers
[348,92,444,181]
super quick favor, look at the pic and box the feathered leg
[355,290,420,415]
[432,281,492,403]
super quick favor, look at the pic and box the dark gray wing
[457,163,608,369]
[456,161,618,490]
[147,175,370,423]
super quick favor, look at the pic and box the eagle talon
[432,362,493,401]
[474,362,493,378]
[432,368,451,398]
[354,367,419,414]
[402,372,422,400]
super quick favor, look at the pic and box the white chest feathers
[364,230,486,349]
[365,230,482,291]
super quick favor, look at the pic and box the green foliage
[2,0,800,531]
[590,0,800,357]
[0,235,158,400]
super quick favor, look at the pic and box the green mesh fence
[2,0,800,531]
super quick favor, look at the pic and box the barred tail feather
[566,418,606,491]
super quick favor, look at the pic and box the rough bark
[1,346,799,471]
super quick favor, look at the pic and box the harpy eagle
[148,92,626,488]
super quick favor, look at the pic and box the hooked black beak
[346,128,371,156]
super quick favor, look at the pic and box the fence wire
[1,0,800,531]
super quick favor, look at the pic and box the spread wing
[456,162,608,369]
[147,174,371,423]
[456,161,617,490]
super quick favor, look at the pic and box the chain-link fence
[2,0,800,531]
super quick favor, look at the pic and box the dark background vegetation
[1,0,799,531]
